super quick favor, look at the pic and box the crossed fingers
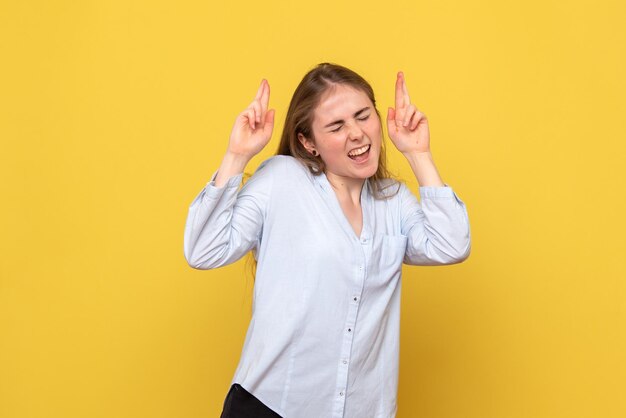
[395,71,411,109]
[246,79,270,130]
[394,72,424,130]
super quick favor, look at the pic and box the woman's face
[299,84,382,183]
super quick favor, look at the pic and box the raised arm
[387,71,471,265]
[184,79,276,269]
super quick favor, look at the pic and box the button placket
[333,246,367,416]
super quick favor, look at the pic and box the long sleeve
[183,157,275,270]
[400,182,471,266]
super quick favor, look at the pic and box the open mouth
[348,144,371,162]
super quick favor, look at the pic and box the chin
[355,160,378,179]
[365,165,378,178]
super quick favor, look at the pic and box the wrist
[223,151,252,170]
[403,150,445,187]
[214,152,250,188]
[403,150,433,163]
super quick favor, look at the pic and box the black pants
[220,383,282,418]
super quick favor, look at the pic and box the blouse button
[353,296,358,301]
[343,359,348,364]
[339,391,344,396]
[348,328,352,332]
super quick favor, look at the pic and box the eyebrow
[323,106,371,128]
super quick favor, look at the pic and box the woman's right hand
[227,79,275,160]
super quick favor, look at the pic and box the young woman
[184,63,471,418]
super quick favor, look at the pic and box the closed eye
[330,114,370,133]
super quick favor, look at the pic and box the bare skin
[333,189,364,237]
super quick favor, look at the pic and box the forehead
[313,84,372,121]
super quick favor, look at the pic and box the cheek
[367,118,382,135]
[368,122,383,145]
[319,139,345,160]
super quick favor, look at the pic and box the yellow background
[1,0,624,417]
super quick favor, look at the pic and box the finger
[248,100,262,126]
[260,80,270,111]
[260,80,270,125]
[409,113,420,130]
[395,72,404,110]
[245,108,256,130]
[401,72,411,106]
[403,104,417,127]
[254,79,265,101]
[394,107,405,129]
[255,100,262,124]
[410,111,425,130]
[250,81,264,128]
[263,109,275,135]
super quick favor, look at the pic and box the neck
[325,172,366,204]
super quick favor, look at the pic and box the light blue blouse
[184,155,471,418]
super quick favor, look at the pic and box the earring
[312,150,319,156]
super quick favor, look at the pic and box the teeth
[348,145,370,157]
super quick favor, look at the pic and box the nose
[347,121,364,140]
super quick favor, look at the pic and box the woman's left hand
[386,71,431,155]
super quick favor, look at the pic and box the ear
[298,133,316,154]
